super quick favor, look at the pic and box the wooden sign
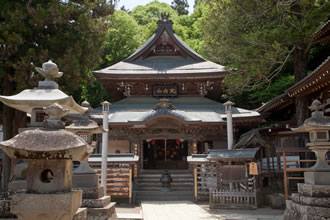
[249,162,258,175]
[153,85,177,97]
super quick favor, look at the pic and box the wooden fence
[89,162,133,204]
[209,188,257,209]
[209,165,257,209]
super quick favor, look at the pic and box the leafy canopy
[202,0,330,96]
[0,0,115,103]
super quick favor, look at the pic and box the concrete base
[73,208,88,220]
[305,172,330,185]
[11,190,82,220]
[264,193,285,209]
[87,202,117,220]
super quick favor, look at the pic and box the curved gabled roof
[94,16,225,77]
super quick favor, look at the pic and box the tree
[171,0,189,15]
[0,0,115,189]
[131,1,179,37]
[101,10,147,68]
[202,0,329,127]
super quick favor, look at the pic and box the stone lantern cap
[0,129,93,160]
[66,119,105,134]
[66,101,105,134]
[0,60,87,115]
[292,100,330,132]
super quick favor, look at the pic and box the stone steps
[135,169,194,203]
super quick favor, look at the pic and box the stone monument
[283,99,330,219]
[66,101,117,220]
[0,103,93,220]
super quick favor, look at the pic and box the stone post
[224,101,234,150]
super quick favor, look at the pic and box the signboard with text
[153,85,178,97]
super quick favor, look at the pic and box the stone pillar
[101,101,110,195]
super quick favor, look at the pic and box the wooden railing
[275,148,330,200]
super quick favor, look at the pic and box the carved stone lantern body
[0,104,93,220]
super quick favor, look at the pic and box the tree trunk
[1,78,14,191]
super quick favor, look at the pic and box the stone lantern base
[11,190,82,220]
[283,183,330,220]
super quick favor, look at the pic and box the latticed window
[78,134,89,142]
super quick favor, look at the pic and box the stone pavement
[141,201,284,220]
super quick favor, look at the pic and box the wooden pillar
[283,151,288,200]
[193,140,197,154]
[194,165,198,201]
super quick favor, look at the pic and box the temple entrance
[143,139,189,169]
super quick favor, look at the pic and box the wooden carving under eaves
[153,98,176,110]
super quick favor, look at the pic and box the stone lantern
[292,99,330,182]
[0,103,93,220]
[66,101,104,188]
[66,101,116,220]
[284,99,330,220]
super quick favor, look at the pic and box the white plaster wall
[108,140,130,154]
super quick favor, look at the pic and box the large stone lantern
[0,103,93,220]
[66,101,117,220]
[284,99,330,220]
[292,99,330,183]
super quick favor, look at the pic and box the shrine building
[92,15,261,171]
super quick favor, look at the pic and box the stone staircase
[134,169,194,203]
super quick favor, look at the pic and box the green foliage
[131,1,179,37]
[202,0,330,97]
[171,0,189,15]
[0,0,115,103]
[101,10,147,67]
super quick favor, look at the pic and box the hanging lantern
[152,139,156,145]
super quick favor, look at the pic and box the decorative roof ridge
[287,56,330,97]
[314,20,330,42]
[123,15,205,62]
[256,93,292,113]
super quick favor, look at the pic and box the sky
[117,0,196,14]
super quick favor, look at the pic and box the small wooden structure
[88,153,139,204]
[207,149,259,209]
